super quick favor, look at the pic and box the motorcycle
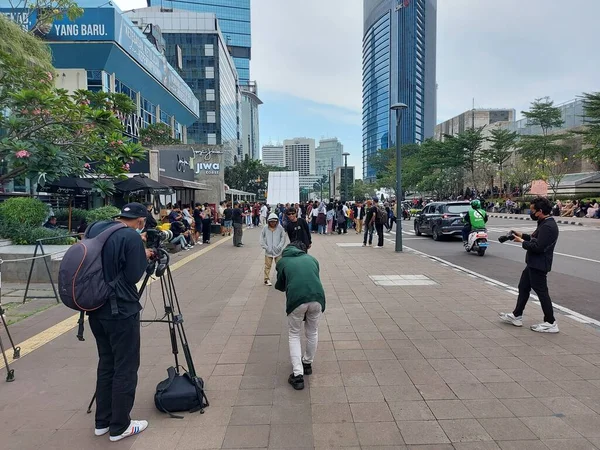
[465,229,489,256]
[402,207,411,220]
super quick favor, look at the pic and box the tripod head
[147,247,170,278]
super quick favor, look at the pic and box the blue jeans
[462,225,471,242]
[318,224,325,234]
[171,235,188,248]
[363,224,374,245]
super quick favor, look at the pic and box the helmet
[470,199,481,209]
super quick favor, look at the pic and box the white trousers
[288,302,322,376]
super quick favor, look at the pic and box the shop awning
[225,189,256,197]
[159,175,210,191]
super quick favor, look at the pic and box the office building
[362,0,437,182]
[283,138,315,176]
[261,144,285,168]
[315,138,343,177]
[240,81,262,160]
[299,175,322,191]
[149,0,251,83]
[126,7,239,166]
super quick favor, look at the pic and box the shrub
[85,206,120,223]
[0,223,75,245]
[54,208,88,223]
[0,197,49,227]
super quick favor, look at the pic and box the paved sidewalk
[3,229,600,449]
[489,212,600,227]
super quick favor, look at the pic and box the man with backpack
[83,203,153,442]
[370,197,387,249]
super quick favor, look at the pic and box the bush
[0,222,75,245]
[85,206,120,223]
[53,208,88,223]
[0,197,49,227]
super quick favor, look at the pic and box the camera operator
[85,203,154,441]
[499,196,560,333]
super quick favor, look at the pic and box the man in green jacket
[275,241,326,390]
[462,199,488,246]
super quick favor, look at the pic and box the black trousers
[202,218,212,243]
[375,223,384,247]
[89,313,140,436]
[514,267,556,324]
[363,224,374,245]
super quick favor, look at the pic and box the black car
[413,201,471,241]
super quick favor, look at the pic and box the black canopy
[114,174,174,195]
[37,177,94,196]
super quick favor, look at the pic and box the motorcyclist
[462,199,488,246]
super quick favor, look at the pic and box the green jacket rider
[462,199,488,242]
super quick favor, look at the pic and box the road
[391,217,600,321]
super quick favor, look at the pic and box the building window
[204,44,214,56]
[207,133,217,145]
[206,89,215,101]
[207,111,216,123]
[205,67,214,79]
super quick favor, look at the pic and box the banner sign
[0,8,199,115]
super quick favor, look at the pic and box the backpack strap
[156,366,184,419]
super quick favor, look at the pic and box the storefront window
[115,79,137,102]
[87,70,109,93]
[141,96,156,127]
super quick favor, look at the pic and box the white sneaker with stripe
[109,420,148,442]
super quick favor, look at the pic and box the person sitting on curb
[260,213,286,286]
[275,241,326,390]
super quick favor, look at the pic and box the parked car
[413,201,471,241]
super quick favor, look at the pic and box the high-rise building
[150,0,251,83]
[435,109,516,149]
[126,8,239,166]
[261,144,285,168]
[283,138,315,176]
[362,0,437,182]
[315,138,343,177]
[240,81,262,160]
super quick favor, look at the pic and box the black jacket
[522,216,559,272]
[352,205,366,220]
[286,218,311,248]
[145,210,157,230]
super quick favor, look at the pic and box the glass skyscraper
[362,0,437,182]
[150,0,251,83]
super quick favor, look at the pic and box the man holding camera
[499,197,560,333]
[85,203,153,441]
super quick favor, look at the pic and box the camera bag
[155,366,209,418]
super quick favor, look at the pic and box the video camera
[146,228,173,249]
[498,231,515,243]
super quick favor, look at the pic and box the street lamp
[342,152,350,202]
[390,102,408,252]
[327,168,332,200]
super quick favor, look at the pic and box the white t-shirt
[311,207,319,217]
[343,205,349,217]
[260,205,268,217]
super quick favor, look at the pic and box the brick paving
[2,228,600,449]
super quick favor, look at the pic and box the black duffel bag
[155,366,209,418]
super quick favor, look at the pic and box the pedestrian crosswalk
[486,225,597,233]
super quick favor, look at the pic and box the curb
[488,214,584,227]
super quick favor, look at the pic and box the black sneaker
[288,374,304,390]
[302,362,312,375]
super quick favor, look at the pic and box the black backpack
[58,222,126,314]
[376,205,388,225]
[155,366,209,418]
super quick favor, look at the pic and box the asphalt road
[391,217,600,321]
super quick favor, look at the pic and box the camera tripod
[0,304,20,382]
[86,247,205,414]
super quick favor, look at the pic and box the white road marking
[402,245,600,327]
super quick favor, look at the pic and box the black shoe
[302,362,312,375]
[288,373,304,390]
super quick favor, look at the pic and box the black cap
[114,202,147,219]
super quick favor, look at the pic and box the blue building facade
[149,0,251,83]
[362,0,437,182]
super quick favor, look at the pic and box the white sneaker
[95,427,109,436]
[182,246,190,251]
[374,246,383,249]
[109,420,148,442]
[265,279,272,286]
[531,322,559,333]
[499,312,523,327]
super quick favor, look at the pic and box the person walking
[232,201,244,247]
[500,197,560,333]
[316,201,326,234]
[260,213,286,286]
[275,241,326,390]
[326,204,335,235]
[371,197,386,248]
[193,203,203,244]
[336,203,346,234]
[285,207,311,251]
[362,199,374,246]
[353,202,364,234]
[260,203,268,227]
[201,203,212,244]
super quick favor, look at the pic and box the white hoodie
[259,217,286,257]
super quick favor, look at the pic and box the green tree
[5,0,83,36]
[139,123,179,146]
[578,92,600,166]
[444,127,485,190]
[348,179,375,201]
[0,49,145,195]
[518,97,568,164]
[0,14,53,70]
[482,128,519,189]
[503,160,537,194]
[225,155,283,197]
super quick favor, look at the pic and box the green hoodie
[275,246,326,315]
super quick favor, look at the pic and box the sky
[117,0,600,178]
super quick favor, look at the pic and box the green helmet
[470,199,481,209]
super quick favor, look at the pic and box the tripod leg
[87,392,96,414]
[0,308,20,359]
[0,335,15,382]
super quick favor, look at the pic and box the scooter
[464,229,489,256]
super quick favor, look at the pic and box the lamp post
[342,152,350,202]
[390,102,408,252]
[327,168,332,200]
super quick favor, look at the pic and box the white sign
[53,23,108,37]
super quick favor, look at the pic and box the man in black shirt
[85,202,152,442]
[500,197,560,333]
[232,201,244,247]
[143,202,157,231]
[285,207,311,251]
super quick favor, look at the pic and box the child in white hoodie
[259,213,287,286]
